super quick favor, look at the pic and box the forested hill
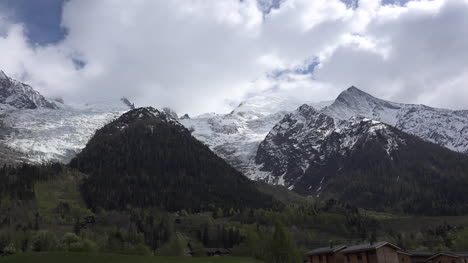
[70,107,278,212]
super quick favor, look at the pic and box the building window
[347,255,351,262]
[319,255,323,262]
[357,254,363,261]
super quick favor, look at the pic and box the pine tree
[268,221,301,263]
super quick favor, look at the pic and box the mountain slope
[255,104,403,187]
[0,70,57,109]
[322,86,468,154]
[0,144,30,165]
[70,107,277,211]
[255,104,336,185]
[0,70,127,164]
[180,95,331,179]
[255,104,468,215]
[0,104,127,163]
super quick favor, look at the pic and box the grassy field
[1,252,264,263]
[34,174,92,225]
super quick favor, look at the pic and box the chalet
[305,245,347,263]
[340,242,401,263]
[397,251,435,263]
[428,253,468,263]
[205,248,231,257]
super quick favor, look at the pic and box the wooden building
[340,242,401,263]
[397,251,435,263]
[428,253,468,263]
[305,245,347,263]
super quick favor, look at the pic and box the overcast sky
[0,0,467,115]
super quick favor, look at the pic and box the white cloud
[0,0,466,114]
[313,0,468,109]
[0,24,80,98]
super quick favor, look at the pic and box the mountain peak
[330,86,378,112]
[337,86,373,101]
[119,107,161,121]
[322,86,401,124]
[347,85,363,92]
[113,106,182,131]
[0,70,57,109]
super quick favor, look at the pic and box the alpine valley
[2,70,468,215]
[3,0,468,260]
[2,69,468,260]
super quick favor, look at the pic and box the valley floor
[1,252,264,263]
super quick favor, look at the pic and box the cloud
[58,0,268,114]
[56,0,357,114]
[0,23,79,98]
[313,0,468,109]
[0,0,467,114]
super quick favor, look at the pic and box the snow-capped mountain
[254,102,468,214]
[179,95,331,178]
[182,87,468,184]
[0,70,129,164]
[322,86,468,154]
[0,70,57,109]
[255,104,405,189]
[255,86,468,189]
[0,104,127,163]
[255,104,335,185]
[2,69,329,167]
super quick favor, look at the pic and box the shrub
[31,231,57,252]
[69,239,98,252]
[3,243,17,255]
[61,232,80,246]
[155,233,186,257]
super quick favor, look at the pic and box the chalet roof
[397,251,435,257]
[341,242,401,254]
[428,252,468,260]
[305,245,347,256]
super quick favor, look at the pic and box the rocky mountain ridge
[255,104,405,189]
[0,70,57,110]
[254,102,468,214]
[322,86,468,154]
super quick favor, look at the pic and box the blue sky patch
[0,0,67,45]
